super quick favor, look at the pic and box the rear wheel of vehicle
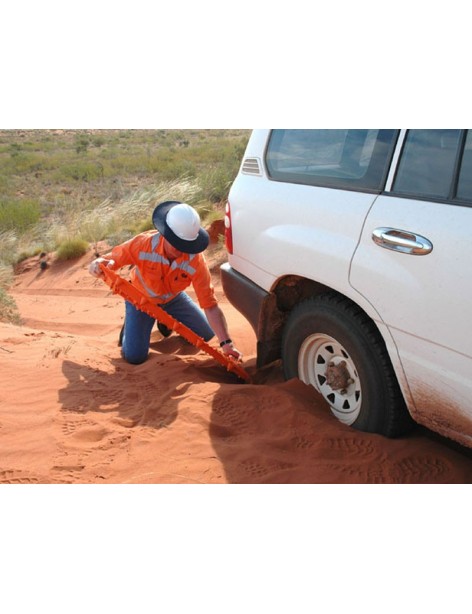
[281,294,413,437]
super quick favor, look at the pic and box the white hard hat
[152,201,209,253]
[166,204,201,241]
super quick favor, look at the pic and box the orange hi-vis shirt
[109,231,217,309]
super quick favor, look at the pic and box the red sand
[1,243,471,484]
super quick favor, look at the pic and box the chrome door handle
[372,227,433,255]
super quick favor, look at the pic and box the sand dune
[1,243,471,484]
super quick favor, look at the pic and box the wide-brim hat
[152,200,209,254]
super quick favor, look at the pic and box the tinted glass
[456,131,472,202]
[393,129,461,199]
[265,129,398,192]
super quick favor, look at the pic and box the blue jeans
[121,292,214,364]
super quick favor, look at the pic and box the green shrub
[4,152,44,174]
[9,143,23,157]
[55,238,89,261]
[55,161,104,182]
[75,135,90,154]
[0,199,41,233]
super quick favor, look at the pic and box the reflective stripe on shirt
[170,259,196,275]
[138,235,197,275]
[138,251,169,264]
[134,267,174,301]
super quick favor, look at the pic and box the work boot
[157,321,172,338]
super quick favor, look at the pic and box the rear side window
[265,129,398,192]
[456,131,472,202]
[392,129,461,200]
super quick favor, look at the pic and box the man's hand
[221,341,243,361]
[88,257,115,278]
[204,305,243,362]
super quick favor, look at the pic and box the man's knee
[121,347,149,365]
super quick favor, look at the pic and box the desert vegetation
[0,129,249,322]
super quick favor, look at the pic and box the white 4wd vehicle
[221,129,472,448]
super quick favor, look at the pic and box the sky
[1,1,470,129]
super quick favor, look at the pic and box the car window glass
[265,129,398,192]
[456,131,472,202]
[392,129,461,200]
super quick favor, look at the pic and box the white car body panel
[229,177,378,295]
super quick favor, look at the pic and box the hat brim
[152,201,209,254]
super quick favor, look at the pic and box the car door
[350,129,472,446]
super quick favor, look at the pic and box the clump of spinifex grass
[0,231,16,264]
[0,263,20,324]
[77,176,204,250]
[0,263,14,290]
[55,238,90,261]
[0,198,41,232]
[0,287,21,324]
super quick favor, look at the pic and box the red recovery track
[99,264,250,382]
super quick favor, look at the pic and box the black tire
[281,293,414,437]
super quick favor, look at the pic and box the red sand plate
[99,264,250,382]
